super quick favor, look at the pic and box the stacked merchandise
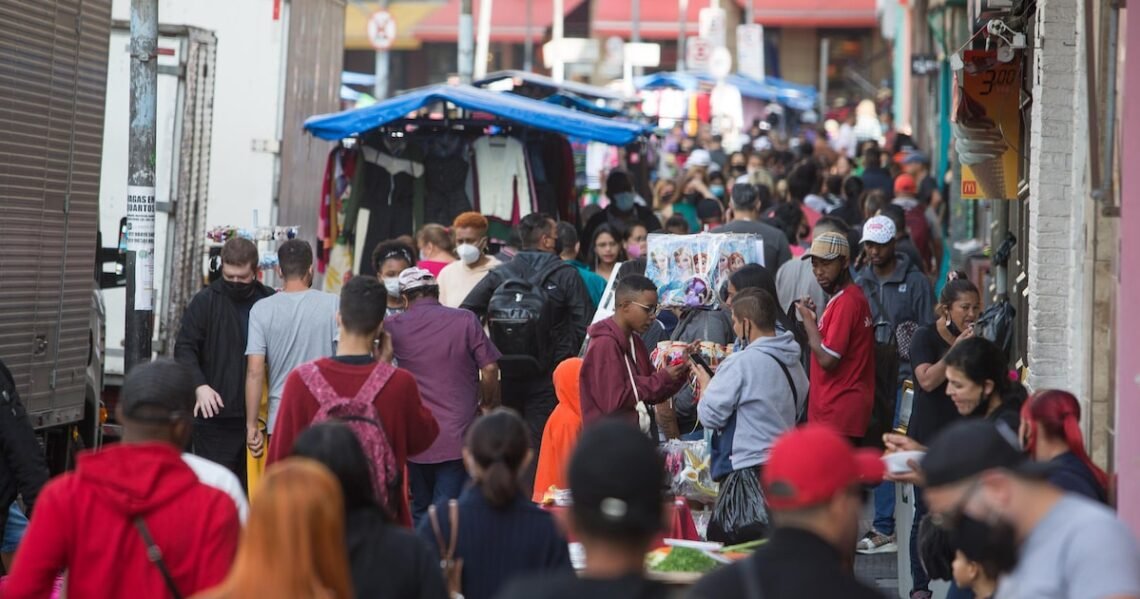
[645,233,765,308]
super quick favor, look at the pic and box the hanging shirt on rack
[347,138,426,277]
[471,136,533,225]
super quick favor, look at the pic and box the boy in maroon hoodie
[3,359,240,599]
[580,275,689,431]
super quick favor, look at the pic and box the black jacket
[461,250,592,377]
[347,507,448,599]
[0,359,50,537]
[688,527,886,599]
[174,278,274,421]
[862,167,895,200]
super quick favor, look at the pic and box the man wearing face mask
[438,212,500,308]
[921,420,1140,599]
[581,170,661,254]
[795,233,875,446]
[175,238,274,485]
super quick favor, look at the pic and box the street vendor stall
[302,84,650,288]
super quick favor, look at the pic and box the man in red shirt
[3,359,240,599]
[267,275,439,527]
[795,232,875,445]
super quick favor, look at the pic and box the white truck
[98,0,345,422]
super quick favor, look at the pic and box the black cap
[569,421,666,536]
[120,359,196,423]
[921,420,1049,488]
[696,197,724,220]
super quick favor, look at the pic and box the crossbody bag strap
[133,517,184,599]
[766,353,803,421]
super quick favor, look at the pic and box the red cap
[894,174,917,196]
[762,424,885,510]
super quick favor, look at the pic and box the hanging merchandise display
[471,135,534,233]
[645,233,765,308]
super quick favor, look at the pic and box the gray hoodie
[855,251,935,382]
[698,331,809,479]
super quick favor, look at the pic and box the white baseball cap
[686,149,712,169]
[861,215,897,245]
[397,267,438,293]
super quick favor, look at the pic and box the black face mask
[951,514,1019,576]
[222,279,256,301]
[947,319,962,337]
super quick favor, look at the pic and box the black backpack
[863,290,900,450]
[487,260,569,378]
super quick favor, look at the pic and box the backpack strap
[296,362,337,406]
[354,362,396,403]
[528,259,570,288]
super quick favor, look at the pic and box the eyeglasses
[930,477,983,530]
[629,301,660,317]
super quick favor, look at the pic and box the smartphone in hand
[690,352,714,377]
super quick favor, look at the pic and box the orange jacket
[532,358,583,502]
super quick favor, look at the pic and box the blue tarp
[304,84,646,146]
[634,71,817,112]
[542,93,623,118]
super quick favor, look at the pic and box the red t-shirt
[808,284,876,438]
[268,357,440,527]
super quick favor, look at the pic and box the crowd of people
[0,115,1138,599]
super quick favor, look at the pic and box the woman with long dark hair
[416,410,571,599]
[588,224,627,282]
[1020,390,1110,503]
[292,423,447,599]
[942,336,1026,431]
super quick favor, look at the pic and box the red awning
[415,0,586,42]
[594,0,878,37]
[592,1,703,40]
[735,0,878,27]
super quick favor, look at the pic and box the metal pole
[552,0,564,81]
[474,0,494,79]
[459,0,474,83]
[677,0,688,71]
[818,36,829,117]
[125,0,157,373]
[632,0,641,44]
[524,0,533,71]
[375,0,390,98]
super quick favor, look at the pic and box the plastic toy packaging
[646,233,765,308]
[662,438,719,504]
[651,340,732,402]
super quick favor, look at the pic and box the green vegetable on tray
[720,538,769,554]
[651,547,719,573]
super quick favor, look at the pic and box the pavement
[856,503,901,598]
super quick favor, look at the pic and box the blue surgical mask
[613,192,637,212]
[710,185,726,199]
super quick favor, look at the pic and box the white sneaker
[856,529,898,554]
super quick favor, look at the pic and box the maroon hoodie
[580,318,687,427]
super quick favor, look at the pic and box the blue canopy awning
[304,84,646,146]
[634,71,817,112]
[542,93,623,118]
[474,70,627,101]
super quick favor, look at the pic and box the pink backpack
[296,361,401,518]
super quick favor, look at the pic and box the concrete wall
[777,28,819,86]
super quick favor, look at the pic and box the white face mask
[382,277,401,298]
[456,243,481,265]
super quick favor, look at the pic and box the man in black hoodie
[461,213,591,494]
[0,359,49,572]
[175,237,273,486]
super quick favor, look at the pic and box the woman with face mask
[370,241,416,319]
[437,212,500,308]
[623,224,648,261]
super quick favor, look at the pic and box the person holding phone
[692,289,809,544]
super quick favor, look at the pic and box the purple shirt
[385,298,500,463]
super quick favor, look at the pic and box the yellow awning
[344,2,442,52]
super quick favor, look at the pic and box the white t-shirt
[182,453,249,524]
[996,494,1140,599]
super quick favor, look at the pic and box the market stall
[302,84,650,288]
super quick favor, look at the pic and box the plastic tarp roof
[304,84,647,146]
[635,72,817,111]
[474,70,627,101]
[542,93,623,118]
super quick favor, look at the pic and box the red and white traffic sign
[367,10,397,51]
[686,37,712,72]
